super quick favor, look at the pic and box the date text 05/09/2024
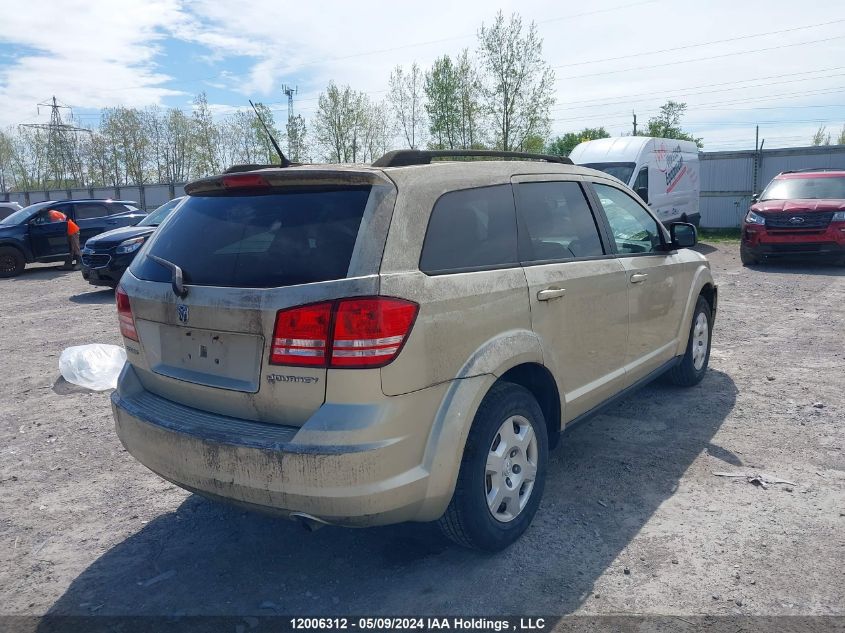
[289,618,548,631]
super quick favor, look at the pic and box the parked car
[741,168,845,265]
[111,150,716,551]
[0,201,23,220]
[569,136,701,227]
[81,197,184,288]
[0,199,146,277]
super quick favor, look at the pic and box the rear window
[131,186,372,288]
[419,185,518,274]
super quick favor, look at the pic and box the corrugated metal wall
[700,145,845,227]
[3,183,185,211]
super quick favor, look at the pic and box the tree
[192,92,223,175]
[546,127,610,156]
[477,11,555,151]
[425,51,483,150]
[360,101,392,162]
[645,101,702,147]
[388,63,426,149]
[286,114,308,163]
[100,107,151,186]
[812,125,831,146]
[313,82,369,163]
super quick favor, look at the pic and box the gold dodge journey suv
[112,149,717,551]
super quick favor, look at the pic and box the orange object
[47,209,66,222]
[67,219,80,235]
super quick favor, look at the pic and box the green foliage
[477,11,555,151]
[546,127,610,156]
[645,101,702,148]
[424,51,483,150]
[812,125,831,146]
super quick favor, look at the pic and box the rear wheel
[438,382,548,551]
[0,246,25,278]
[740,245,759,266]
[666,296,712,387]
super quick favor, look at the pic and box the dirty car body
[111,154,717,550]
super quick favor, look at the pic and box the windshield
[581,162,637,185]
[138,197,183,226]
[0,201,52,226]
[761,175,845,200]
[131,186,372,288]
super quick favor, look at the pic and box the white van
[569,136,701,226]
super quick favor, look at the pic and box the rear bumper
[741,223,845,257]
[111,364,449,526]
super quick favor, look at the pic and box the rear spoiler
[185,168,394,195]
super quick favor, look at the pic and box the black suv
[0,199,146,277]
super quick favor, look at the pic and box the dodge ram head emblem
[788,216,805,224]
[177,304,189,324]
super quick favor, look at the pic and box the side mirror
[670,222,697,248]
[635,186,649,204]
[751,193,759,203]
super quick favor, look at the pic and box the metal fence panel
[700,156,753,192]
[92,187,117,200]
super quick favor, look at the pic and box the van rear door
[118,171,396,426]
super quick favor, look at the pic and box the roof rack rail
[779,167,843,174]
[372,149,573,168]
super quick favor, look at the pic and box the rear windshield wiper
[149,254,188,298]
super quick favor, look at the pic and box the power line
[549,66,845,111]
[551,18,845,69]
[554,34,845,82]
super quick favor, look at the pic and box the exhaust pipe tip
[290,512,329,532]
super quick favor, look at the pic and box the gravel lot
[1,242,843,618]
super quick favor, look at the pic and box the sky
[1,0,844,152]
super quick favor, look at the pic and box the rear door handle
[537,287,566,301]
[630,273,649,284]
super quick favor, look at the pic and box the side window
[419,185,518,274]
[517,181,604,262]
[593,183,663,254]
[109,203,140,214]
[633,167,648,202]
[74,203,107,220]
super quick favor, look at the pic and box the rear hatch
[119,168,396,426]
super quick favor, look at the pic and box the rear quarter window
[131,186,372,288]
[419,184,518,274]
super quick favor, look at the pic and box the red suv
[741,169,845,265]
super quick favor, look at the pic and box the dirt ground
[0,242,843,619]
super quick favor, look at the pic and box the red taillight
[269,297,418,369]
[116,285,138,341]
[270,301,333,366]
[221,173,270,189]
[331,298,418,368]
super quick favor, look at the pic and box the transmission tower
[281,84,297,155]
[20,96,91,188]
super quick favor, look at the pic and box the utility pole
[632,111,638,136]
[20,96,91,189]
[282,84,297,156]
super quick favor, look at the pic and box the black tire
[666,296,712,387]
[740,245,759,266]
[438,382,548,551]
[0,246,25,278]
